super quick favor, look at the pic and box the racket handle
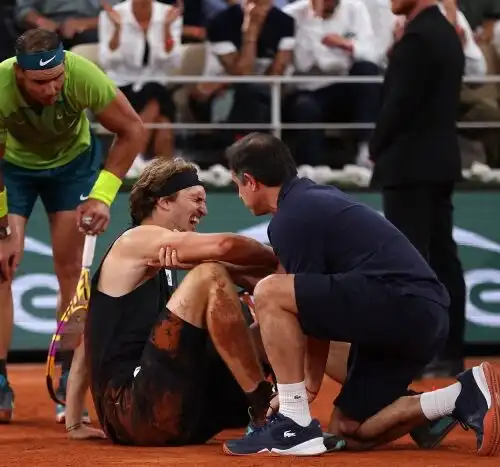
[82,235,97,268]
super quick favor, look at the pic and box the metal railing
[91,75,500,137]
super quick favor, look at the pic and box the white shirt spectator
[449,7,487,76]
[284,0,377,90]
[358,0,398,66]
[98,0,182,88]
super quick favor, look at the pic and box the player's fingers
[171,248,179,267]
[99,216,110,234]
[155,247,165,267]
[164,246,173,267]
[91,217,107,235]
[79,214,93,232]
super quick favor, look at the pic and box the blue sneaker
[0,375,14,423]
[451,362,500,456]
[224,412,326,456]
[55,372,91,425]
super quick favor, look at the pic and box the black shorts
[294,272,449,422]
[120,82,176,121]
[96,309,249,446]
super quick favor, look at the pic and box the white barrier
[91,74,500,136]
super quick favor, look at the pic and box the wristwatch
[0,226,12,239]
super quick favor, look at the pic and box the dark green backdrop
[12,190,500,350]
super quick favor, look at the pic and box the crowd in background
[1,0,500,175]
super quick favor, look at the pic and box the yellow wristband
[0,187,8,218]
[89,170,122,207]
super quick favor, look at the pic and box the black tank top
[85,233,177,394]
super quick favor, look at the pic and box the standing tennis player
[0,28,144,423]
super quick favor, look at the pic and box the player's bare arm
[0,145,19,282]
[151,244,278,291]
[120,225,278,268]
[95,91,145,180]
[97,226,277,297]
[64,341,106,440]
[77,91,145,235]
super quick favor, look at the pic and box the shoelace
[247,413,281,437]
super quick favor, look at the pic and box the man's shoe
[0,375,14,423]
[224,412,326,456]
[323,432,347,452]
[410,416,459,449]
[406,388,460,449]
[451,362,500,456]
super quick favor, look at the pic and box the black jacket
[370,6,465,188]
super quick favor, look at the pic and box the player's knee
[339,418,362,436]
[53,257,82,284]
[253,274,281,310]
[190,262,230,287]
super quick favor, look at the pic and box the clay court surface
[0,359,499,466]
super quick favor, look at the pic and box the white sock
[277,381,312,427]
[420,382,462,421]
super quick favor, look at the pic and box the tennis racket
[46,234,97,405]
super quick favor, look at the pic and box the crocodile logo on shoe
[283,430,296,438]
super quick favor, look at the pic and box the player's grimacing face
[16,64,65,106]
[169,185,208,232]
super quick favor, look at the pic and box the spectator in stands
[181,0,205,41]
[359,0,402,67]
[203,0,294,23]
[0,0,18,62]
[458,0,500,43]
[15,0,121,50]
[99,0,183,171]
[443,2,500,168]
[283,0,380,167]
[189,0,295,145]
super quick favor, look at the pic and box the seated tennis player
[66,157,278,444]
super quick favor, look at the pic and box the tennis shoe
[0,375,14,423]
[451,362,500,456]
[224,412,326,456]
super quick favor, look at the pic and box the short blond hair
[129,158,198,225]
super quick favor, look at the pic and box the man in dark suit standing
[370,0,466,377]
